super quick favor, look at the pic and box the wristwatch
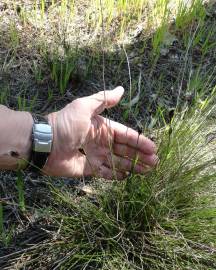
[31,114,53,171]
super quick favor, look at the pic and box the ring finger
[113,143,157,167]
[104,154,150,174]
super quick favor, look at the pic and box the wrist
[0,106,33,170]
[41,112,57,175]
[18,111,33,169]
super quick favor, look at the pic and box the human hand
[44,87,157,180]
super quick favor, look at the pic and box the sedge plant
[4,93,216,269]
[47,48,78,95]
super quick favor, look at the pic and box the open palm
[44,87,157,180]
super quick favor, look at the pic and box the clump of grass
[175,0,206,31]
[0,203,15,248]
[46,47,78,95]
[151,0,170,59]
[6,94,216,269]
[16,171,25,212]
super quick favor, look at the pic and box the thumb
[89,86,125,116]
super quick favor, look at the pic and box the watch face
[34,123,52,134]
[33,124,53,153]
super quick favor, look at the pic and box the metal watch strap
[32,151,49,170]
[31,114,51,171]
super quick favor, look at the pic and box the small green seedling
[16,170,26,212]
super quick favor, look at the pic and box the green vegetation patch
[3,97,216,269]
[1,1,216,269]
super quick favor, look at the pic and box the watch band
[31,114,52,171]
[32,151,49,170]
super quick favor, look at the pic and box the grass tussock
[1,1,216,269]
[4,97,216,270]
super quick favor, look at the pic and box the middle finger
[113,143,157,167]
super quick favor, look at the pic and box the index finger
[111,121,156,155]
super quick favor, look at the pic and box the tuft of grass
[8,94,216,269]
[32,60,44,83]
[0,203,15,247]
[8,22,20,51]
[1,0,216,268]
[175,0,206,31]
[46,47,78,95]
[17,93,37,112]
[0,85,10,104]
[16,171,25,212]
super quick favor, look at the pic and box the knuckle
[125,159,131,169]
[72,98,82,106]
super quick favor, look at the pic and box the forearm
[0,105,33,170]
